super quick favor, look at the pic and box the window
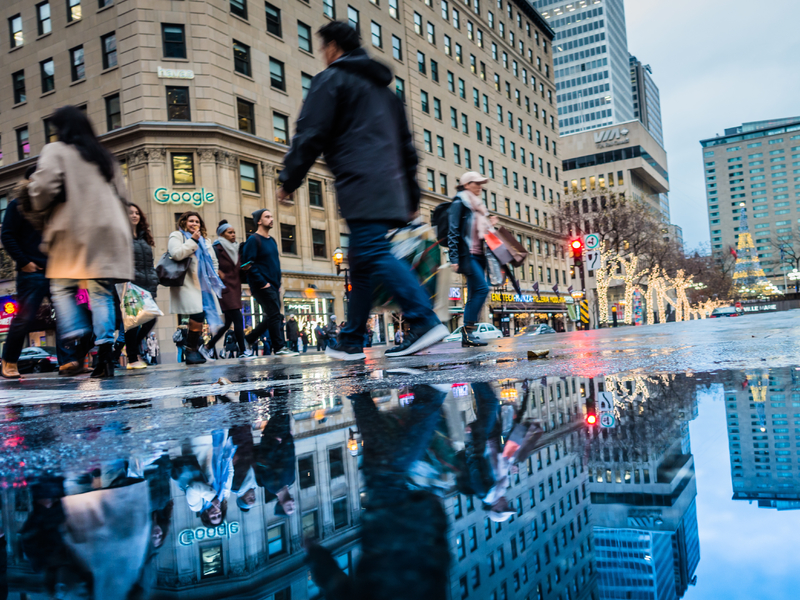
[101,33,117,69]
[348,6,360,32]
[200,544,223,579]
[431,60,439,82]
[167,86,190,121]
[310,228,327,258]
[440,173,448,195]
[301,511,319,539]
[44,118,57,143]
[437,135,445,157]
[298,21,312,52]
[333,497,348,529]
[323,0,335,19]
[40,59,55,93]
[171,153,195,185]
[427,22,435,44]
[9,14,23,48]
[395,77,405,102]
[235,41,252,77]
[227,0,248,18]
[37,3,52,36]
[99,0,113,8]
[267,524,285,557]
[237,98,256,134]
[389,0,399,19]
[427,169,435,191]
[414,12,422,35]
[267,59,289,93]
[17,128,30,161]
[266,2,282,36]
[68,0,82,22]
[329,446,344,478]
[162,24,187,59]
[238,161,258,192]
[433,98,441,119]
[281,223,298,254]
[309,179,323,207]
[105,94,121,130]
[301,72,313,99]
[12,71,26,104]
[273,112,289,144]
[70,46,85,81]
[424,130,432,152]
[392,35,402,60]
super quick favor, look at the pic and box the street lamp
[332,247,351,300]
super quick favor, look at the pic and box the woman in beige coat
[169,211,223,365]
[28,105,133,379]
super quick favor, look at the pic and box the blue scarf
[183,230,225,332]
[202,429,238,513]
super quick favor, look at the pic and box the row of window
[6,0,103,50]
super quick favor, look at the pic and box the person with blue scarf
[168,211,225,365]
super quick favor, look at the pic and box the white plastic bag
[116,282,164,331]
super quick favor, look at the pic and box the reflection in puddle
[2,368,800,599]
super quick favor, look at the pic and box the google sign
[178,521,240,546]
[154,187,216,206]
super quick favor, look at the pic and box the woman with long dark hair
[29,105,133,378]
[124,203,159,369]
[168,211,223,365]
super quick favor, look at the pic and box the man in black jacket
[277,21,447,360]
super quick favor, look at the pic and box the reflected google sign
[178,521,240,546]
[154,187,216,206]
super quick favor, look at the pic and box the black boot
[184,329,206,365]
[90,343,115,379]
[462,324,488,348]
[112,339,125,364]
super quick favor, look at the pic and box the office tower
[629,55,664,149]
[536,0,635,134]
[700,117,800,291]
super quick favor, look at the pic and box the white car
[444,323,504,342]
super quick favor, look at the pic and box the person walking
[167,211,224,365]
[1,167,64,379]
[200,221,245,361]
[28,105,133,379]
[314,322,326,351]
[146,332,159,365]
[124,203,159,369]
[240,209,297,358]
[447,172,498,347]
[300,326,310,353]
[276,21,447,360]
[285,315,300,352]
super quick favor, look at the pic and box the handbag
[156,252,190,287]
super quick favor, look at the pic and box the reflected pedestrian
[276,21,447,360]
[29,105,133,379]
[146,332,159,365]
[124,203,159,370]
[168,211,224,365]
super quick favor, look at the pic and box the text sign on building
[449,287,462,301]
[490,292,564,304]
[154,187,215,206]
[594,127,629,148]
[157,66,195,79]
[179,522,240,546]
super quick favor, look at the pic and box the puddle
[1,367,799,599]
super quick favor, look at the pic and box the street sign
[585,233,601,250]
[597,392,613,412]
[599,413,616,428]
[586,251,601,270]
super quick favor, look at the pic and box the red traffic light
[570,238,584,260]
[571,239,583,250]
[585,413,597,426]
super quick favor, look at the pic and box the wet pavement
[1,312,799,599]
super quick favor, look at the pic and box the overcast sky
[624,0,800,251]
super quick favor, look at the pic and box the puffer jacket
[132,234,158,296]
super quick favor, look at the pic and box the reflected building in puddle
[587,374,700,600]
[723,369,800,510]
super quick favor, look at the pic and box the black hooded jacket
[279,48,420,226]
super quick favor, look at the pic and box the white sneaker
[275,347,299,357]
[126,360,148,370]
[199,346,216,362]
[240,346,256,360]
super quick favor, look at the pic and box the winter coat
[167,230,221,316]
[447,196,480,276]
[132,234,158,296]
[279,47,420,226]
[286,319,299,341]
[28,141,133,281]
[212,240,242,312]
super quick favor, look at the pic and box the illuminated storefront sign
[179,522,240,546]
[154,187,215,206]
[449,287,462,301]
[490,292,565,305]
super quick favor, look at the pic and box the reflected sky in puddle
[1,367,799,599]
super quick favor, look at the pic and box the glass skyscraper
[535,0,635,134]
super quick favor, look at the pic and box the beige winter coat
[28,141,133,281]
[167,230,221,316]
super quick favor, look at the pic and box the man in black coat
[277,21,447,361]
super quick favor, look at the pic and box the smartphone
[241,261,253,269]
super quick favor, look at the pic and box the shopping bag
[116,282,164,331]
[485,247,505,286]
[483,231,515,266]
[494,226,528,267]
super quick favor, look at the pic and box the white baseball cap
[459,171,489,186]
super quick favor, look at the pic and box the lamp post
[332,247,350,300]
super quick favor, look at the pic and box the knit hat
[252,208,267,225]
[217,222,233,237]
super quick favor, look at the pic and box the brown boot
[59,361,84,377]
[1,360,20,379]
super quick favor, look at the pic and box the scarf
[214,237,240,266]
[459,190,492,241]
[202,429,238,513]
[182,229,225,332]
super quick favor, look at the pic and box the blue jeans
[463,254,489,325]
[339,220,439,348]
[50,279,118,345]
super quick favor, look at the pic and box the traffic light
[584,395,597,427]
[569,238,584,260]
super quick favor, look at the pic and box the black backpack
[432,200,453,248]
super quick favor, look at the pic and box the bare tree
[768,230,800,292]
[676,244,735,303]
